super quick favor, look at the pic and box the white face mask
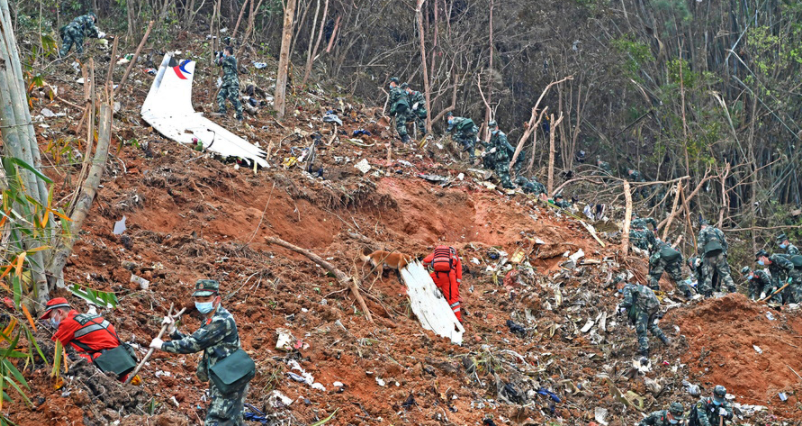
[49,316,61,329]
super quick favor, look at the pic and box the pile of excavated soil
[666,294,802,417]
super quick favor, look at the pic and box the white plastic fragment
[130,274,150,290]
[753,345,762,354]
[569,249,585,263]
[594,407,609,425]
[580,319,594,333]
[354,159,371,174]
[267,390,293,408]
[113,215,127,235]
[276,328,294,351]
[376,377,386,387]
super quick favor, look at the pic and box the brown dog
[360,247,412,278]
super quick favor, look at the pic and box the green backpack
[659,246,682,262]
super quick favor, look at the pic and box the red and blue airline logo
[173,60,193,80]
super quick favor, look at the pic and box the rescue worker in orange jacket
[40,297,128,380]
[423,246,463,321]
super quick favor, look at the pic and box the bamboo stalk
[113,21,154,97]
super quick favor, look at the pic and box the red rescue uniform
[423,247,463,321]
[53,310,122,363]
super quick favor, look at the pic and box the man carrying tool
[638,402,686,426]
[41,297,134,381]
[697,220,736,297]
[689,385,733,426]
[149,280,251,425]
[59,12,106,58]
[755,250,793,304]
[215,46,244,121]
[616,277,670,357]
[423,246,464,322]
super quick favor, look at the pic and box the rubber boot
[401,134,410,144]
[639,347,649,358]
[660,335,671,346]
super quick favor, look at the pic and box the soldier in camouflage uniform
[150,280,248,425]
[696,220,736,297]
[630,214,658,253]
[216,46,244,121]
[59,12,104,57]
[617,279,670,357]
[387,79,410,143]
[638,402,685,426]
[627,168,649,200]
[689,385,733,426]
[515,176,546,196]
[551,194,571,208]
[405,85,427,137]
[487,120,515,189]
[741,266,772,300]
[648,241,693,298]
[777,233,800,255]
[756,250,793,304]
[447,112,479,162]
[596,157,612,176]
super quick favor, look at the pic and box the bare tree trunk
[47,95,114,290]
[718,163,730,227]
[510,76,573,169]
[231,0,249,38]
[622,181,632,256]
[0,0,52,302]
[416,0,433,135]
[302,0,328,86]
[275,0,297,119]
[661,181,683,240]
[547,113,564,195]
[114,21,154,97]
[484,0,493,140]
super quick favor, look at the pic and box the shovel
[124,304,186,384]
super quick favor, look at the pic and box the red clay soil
[665,294,802,416]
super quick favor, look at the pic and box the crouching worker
[423,246,463,322]
[41,297,137,382]
[149,280,254,426]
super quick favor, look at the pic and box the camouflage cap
[400,82,409,89]
[488,120,497,128]
[777,233,788,242]
[699,219,709,226]
[669,402,685,417]
[755,249,769,260]
[389,77,399,84]
[713,385,727,401]
[193,279,220,297]
[740,266,751,275]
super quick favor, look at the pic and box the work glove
[719,407,729,417]
[618,307,627,316]
[489,147,497,154]
[149,338,164,350]
[97,31,106,39]
[412,103,419,111]
[759,292,766,300]
[162,316,176,334]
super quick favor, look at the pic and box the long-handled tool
[124,304,186,384]
[760,283,789,302]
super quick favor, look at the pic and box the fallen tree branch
[510,75,573,168]
[114,21,153,96]
[265,236,373,323]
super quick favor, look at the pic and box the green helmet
[389,77,399,84]
[668,402,684,417]
[777,233,788,242]
[488,120,497,129]
[755,249,769,260]
[740,266,751,275]
[193,279,220,297]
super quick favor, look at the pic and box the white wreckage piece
[400,261,465,345]
[141,53,267,167]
